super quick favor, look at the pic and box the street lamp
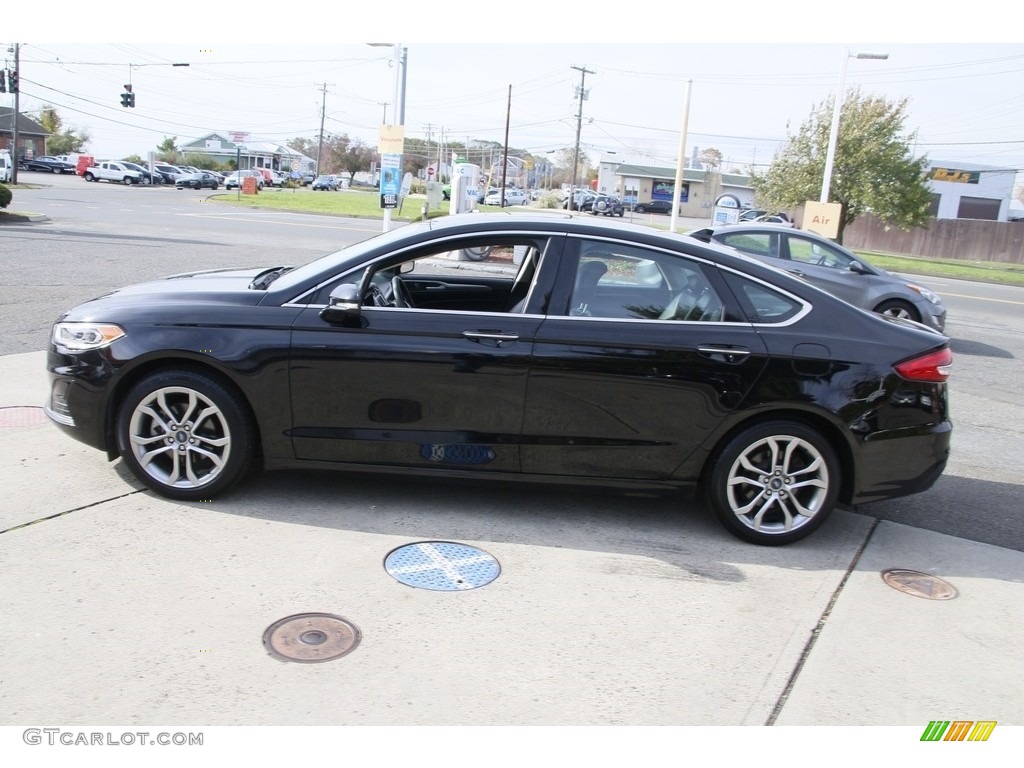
[820,49,889,203]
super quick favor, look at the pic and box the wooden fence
[841,215,1024,264]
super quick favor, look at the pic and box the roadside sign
[379,153,402,209]
[290,160,300,172]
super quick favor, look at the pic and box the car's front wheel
[705,421,839,545]
[52,167,63,174]
[874,299,920,323]
[123,176,134,185]
[117,370,257,500]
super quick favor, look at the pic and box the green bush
[537,192,562,209]
[0,183,12,209]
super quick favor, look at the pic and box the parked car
[175,171,221,190]
[45,213,952,546]
[750,213,794,227]
[20,156,77,174]
[311,175,339,191]
[589,194,625,217]
[562,190,593,210]
[0,152,12,183]
[119,161,164,185]
[224,170,265,191]
[153,164,188,184]
[687,223,947,331]
[632,200,676,215]
[268,171,287,187]
[484,188,529,206]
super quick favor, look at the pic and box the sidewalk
[1,349,1022,727]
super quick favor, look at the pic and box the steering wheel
[391,276,414,308]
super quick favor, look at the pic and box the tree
[39,104,90,156]
[750,89,932,243]
[698,147,723,171]
[156,137,180,164]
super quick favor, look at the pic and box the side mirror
[319,283,361,324]
[848,260,870,275]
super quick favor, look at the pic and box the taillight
[894,347,952,382]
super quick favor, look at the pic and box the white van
[0,152,12,183]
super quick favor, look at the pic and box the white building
[926,161,1017,221]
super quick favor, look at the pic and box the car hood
[62,268,283,317]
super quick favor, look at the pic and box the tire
[117,369,257,501]
[874,299,920,323]
[84,172,95,182]
[705,421,839,545]
[211,183,218,190]
[123,176,134,185]
[634,205,646,213]
[52,167,62,174]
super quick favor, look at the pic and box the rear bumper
[852,420,951,504]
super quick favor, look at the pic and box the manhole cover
[384,541,500,591]
[262,613,361,663]
[0,406,48,428]
[881,569,958,600]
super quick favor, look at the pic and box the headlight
[52,322,126,351]
[906,283,942,305]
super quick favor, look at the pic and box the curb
[0,211,50,224]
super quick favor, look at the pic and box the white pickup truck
[82,161,145,185]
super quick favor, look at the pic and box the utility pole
[570,65,594,211]
[315,82,332,177]
[500,85,511,205]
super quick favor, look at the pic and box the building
[599,161,755,217]
[178,133,315,176]
[0,108,49,161]
[926,162,1017,221]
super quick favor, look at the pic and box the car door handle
[697,346,751,364]
[787,269,805,277]
[462,331,519,342]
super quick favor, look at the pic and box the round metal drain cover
[384,541,500,591]
[262,613,361,663]
[881,569,958,600]
[0,406,48,428]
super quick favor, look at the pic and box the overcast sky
[5,4,1024,189]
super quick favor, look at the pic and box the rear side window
[728,274,805,324]
[720,232,781,260]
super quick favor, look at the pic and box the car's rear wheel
[84,172,95,182]
[52,167,62,174]
[705,421,839,545]
[117,370,256,500]
[874,299,920,323]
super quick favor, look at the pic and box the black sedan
[20,156,76,174]
[632,200,676,214]
[45,214,952,545]
[175,171,221,190]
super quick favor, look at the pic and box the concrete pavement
[1,349,1022,728]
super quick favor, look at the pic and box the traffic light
[120,84,134,108]
[7,69,17,93]
[0,69,6,93]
